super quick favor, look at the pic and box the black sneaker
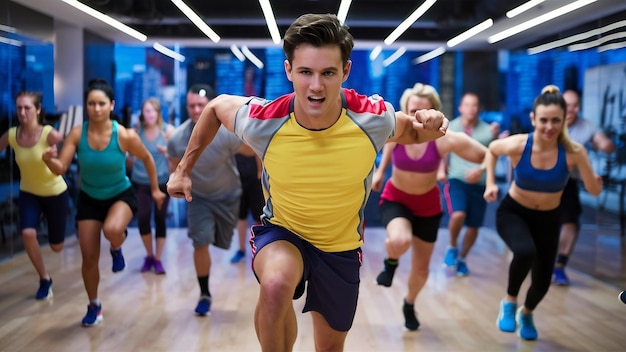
[375,259,398,287]
[403,300,420,331]
[619,291,626,305]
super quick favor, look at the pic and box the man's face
[186,92,210,123]
[284,43,350,123]
[459,94,480,122]
[563,91,580,126]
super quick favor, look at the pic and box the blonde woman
[484,85,602,340]
[131,98,175,274]
[372,83,487,330]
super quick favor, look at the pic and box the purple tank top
[392,141,441,173]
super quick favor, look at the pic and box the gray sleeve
[385,101,397,141]
[226,128,244,153]
[234,97,267,140]
[166,131,184,159]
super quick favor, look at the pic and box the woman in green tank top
[43,79,166,327]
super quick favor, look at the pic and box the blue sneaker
[553,267,570,286]
[195,295,212,316]
[36,278,53,300]
[516,307,538,340]
[110,248,125,273]
[443,247,458,267]
[456,259,470,277]
[81,303,103,326]
[497,300,517,333]
[230,250,246,263]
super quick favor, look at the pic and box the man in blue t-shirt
[441,93,500,276]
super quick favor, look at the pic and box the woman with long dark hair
[43,79,165,326]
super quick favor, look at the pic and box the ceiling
[9,0,626,51]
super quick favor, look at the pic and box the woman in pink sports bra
[371,83,487,331]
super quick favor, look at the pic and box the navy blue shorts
[443,178,487,228]
[250,223,361,332]
[19,190,69,245]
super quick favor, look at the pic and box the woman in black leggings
[483,85,602,340]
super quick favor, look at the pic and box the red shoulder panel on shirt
[248,93,294,120]
[343,88,388,115]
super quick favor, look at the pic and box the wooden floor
[1,226,625,352]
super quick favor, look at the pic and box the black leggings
[496,194,560,311]
[134,183,170,238]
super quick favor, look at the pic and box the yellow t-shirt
[234,89,396,252]
[8,125,67,196]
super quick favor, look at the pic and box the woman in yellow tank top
[0,91,69,300]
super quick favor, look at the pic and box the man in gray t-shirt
[167,84,255,315]
[553,89,614,286]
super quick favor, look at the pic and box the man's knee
[450,211,466,222]
[259,273,298,300]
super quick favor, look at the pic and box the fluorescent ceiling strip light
[569,31,626,51]
[230,45,246,61]
[241,46,264,69]
[0,24,17,33]
[598,41,626,52]
[412,46,446,64]
[337,0,353,24]
[153,42,185,62]
[384,0,437,45]
[369,45,383,60]
[488,0,597,44]
[259,0,282,44]
[171,0,220,43]
[447,18,493,48]
[506,0,546,18]
[62,0,147,41]
[382,46,406,67]
[0,36,22,46]
[528,19,626,54]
